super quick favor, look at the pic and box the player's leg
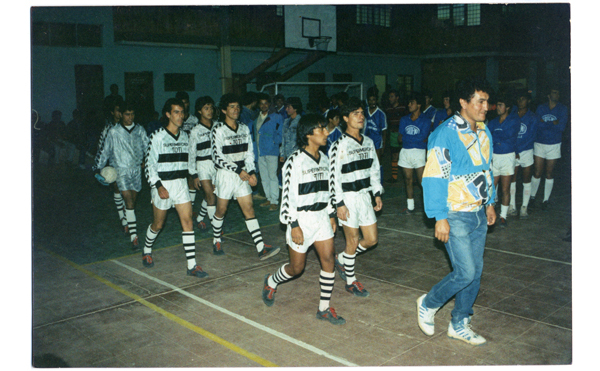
[390,150,400,183]
[498,175,512,227]
[263,247,306,306]
[415,165,425,205]
[258,156,271,207]
[121,189,140,247]
[238,194,280,259]
[187,175,197,206]
[530,154,545,206]
[509,167,519,213]
[211,196,230,254]
[542,158,558,206]
[314,238,345,324]
[175,201,208,277]
[143,205,167,268]
[197,179,216,229]
[112,182,128,233]
[402,166,415,212]
[520,164,533,216]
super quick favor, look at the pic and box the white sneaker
[416,294,439,336]
[507,206,518,216]
[447,318,487,346]
[520,205,529,219]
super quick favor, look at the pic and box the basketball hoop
[312,36,331,51]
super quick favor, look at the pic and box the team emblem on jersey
[405,125,420,135]
[542,114,557,122]
[519,123,527,136]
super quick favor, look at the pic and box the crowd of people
[33,76,569,345]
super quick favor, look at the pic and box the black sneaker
[345,281,370,297]
[142,253,154,268]
[187,264,208,278]
[316,307,346,325]
[258,245,281,260]
[498,217,507,228]
[262,274,276,307]
[213,241,225,256]
[400,208,415,215]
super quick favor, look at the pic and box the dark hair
[219,93,241,111]
[106,100,121,114]
[274,93,285,101]
[256,92,270,103]
[326,109,340,121]
[340,97,365,132]
[515,88,532,101]
[194,96,215,118]
[455,77,493,104]
[162,98,185,116]
[296,113,327,148]
[175,91,190,101]
[286,97,303,113]
[408,92,426,108]
[388,89,400,97]
[495,90,515,108]
[422,89,433,100]
[120,101,135,113]
[367,86,379,100]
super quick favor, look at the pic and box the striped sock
[391,161,398,180]
[196,199,208,223]
[319,270,336,311]
[125,208,137,241]
[189,189,196,206]
[356,243,367,255]
[114,193,126,226]
[245,217,264,252]
[182,231,196,270]
[343,252,357,285]
[144,225,159,254]
[268,264,293,288]
[211,214,224,244]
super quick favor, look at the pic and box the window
[31,22,103,47]
[437,4,480,27]
[397,75,413,97]
[164,73,195,92]
[356,5,391,27]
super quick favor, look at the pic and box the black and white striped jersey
[145,127,190,189]
[211,121,255,175]
[93,121,117,171]
[328,133,383,208]
[280,149,335,227]
[95,123,149,170]
[188,121,214,177]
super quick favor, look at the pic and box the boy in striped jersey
[262,114,345,325]
[94,102,149,249]
[329,97,383,298]
[211,93,280,259]
[142,98,208,278]
[93,102,127,235]
[188,96,217,233]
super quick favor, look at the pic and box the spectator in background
[104,84,124,117]
[385,89,407,183]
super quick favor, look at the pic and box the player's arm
[422,139,452,241]
[188,128,202,190]
[145,134,168,198]
[242,125,257,186]
[328,142,349,221]
[92,125,110,171]
[280,156,302,243]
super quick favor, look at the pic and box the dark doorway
[124,71,155,125]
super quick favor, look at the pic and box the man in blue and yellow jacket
[416,77,496,347]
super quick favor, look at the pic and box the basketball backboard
[284,5,337,52]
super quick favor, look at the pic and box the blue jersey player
[365,91,387,185]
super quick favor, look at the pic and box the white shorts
[399,148,426,169]
[214,169,252,200]
[116,167,143,192]
[196,160,216,182]
[151,178,191,210]
[339,192,377,229]
[491,153,516,177]
[534,142,561,160]
[286,209,334,253]
[515,149,534,168]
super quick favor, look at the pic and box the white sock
[407,198,415,210]
[522,183,532,207]
[182,231,197,269]
[319,270,336,311]
[343,252,357,285]
[125,208,137,241]
[500,204,508,219]
[189,189,196,206]
[531,176,541,200]
[544,179,554,202]
[211,214,224,244]
[114,193,126,226]
[196,199,208,223]
[144,225,159,254]
[509,182,516,208]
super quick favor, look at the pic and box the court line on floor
[112,259,359,367]
[38,246,278,367]
[378,226,571,266]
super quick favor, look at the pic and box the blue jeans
[424,208,487,325]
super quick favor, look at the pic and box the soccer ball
[100,166,117,184]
